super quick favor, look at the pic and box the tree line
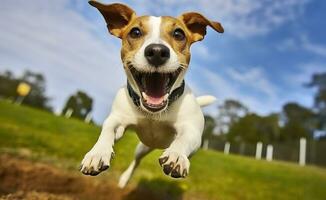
[203,72,326,144]
[1,69,325,143]
[0,70,93,121]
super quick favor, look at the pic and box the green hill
[0,100,326,200]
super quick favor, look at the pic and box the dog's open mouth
[130,68,181,112]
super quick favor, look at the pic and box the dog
[80,0,224,188]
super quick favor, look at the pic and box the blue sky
[0,0,326,123]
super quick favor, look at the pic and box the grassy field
[1,100,326,200]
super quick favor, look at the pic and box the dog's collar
[127,81,185,108]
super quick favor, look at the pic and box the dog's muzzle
[127,80,185,112]
[126,43,184,113]
[127,63,184,112]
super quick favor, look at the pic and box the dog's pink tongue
[143,73,166,105]
[144,94,164,105]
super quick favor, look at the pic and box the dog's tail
[196,95,217,107]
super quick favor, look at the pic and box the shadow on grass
[123,178,184,200]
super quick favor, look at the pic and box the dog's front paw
[80,148,114,176]
[158,152,190,178]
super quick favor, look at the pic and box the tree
[307,72,326,131]
[62,91,93,120]
[202,115,216,147]
[20,71,52,111]
[0,70,17,98]
[0,70,52,111]
[227,113,280,144]
[215,99,248,135]
[280,103,316,140]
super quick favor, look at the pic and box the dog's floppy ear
[178,12,224,43]
[89,0,136,38]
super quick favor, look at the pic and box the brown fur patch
[121,15,193,68]
[120,16,150,65]
[178,12,224,42]
[160,16,191,66]
[91,2,223,70]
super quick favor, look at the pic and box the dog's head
[89,0,223,113]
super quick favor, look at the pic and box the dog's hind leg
[118,142,152,188]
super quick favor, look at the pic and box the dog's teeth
[142,92,148,99]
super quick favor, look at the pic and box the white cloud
[277,34,326,57]
[191,62,320,119]
[188,66,280,117]
[277,38,298,51]
[276,62,326,110]
[301,35,326,57]
[0,0,124,122]
[288,62,326,85]
[126,0,310,38]
[191,43,216,61]
[226,67,277,99]
[192,64,317,118]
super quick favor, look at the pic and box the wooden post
[299,138,307,166]
[266,145,273,162]
[224,142,230,155]
[15,96,25,105]
[65,108,73,118]
[84,113,92,123]
[255,142,263,160]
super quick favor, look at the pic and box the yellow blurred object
[17,82,31,97]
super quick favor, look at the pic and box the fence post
[224,142,230,155]
[84,113,92,123]
[15,96,25,105]
[266,145,273,162]
[299,137,307,166]
[65,108,73,118]
[255,142,263,160]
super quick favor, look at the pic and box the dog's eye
[173,28,185,41]
[129,27,142,38]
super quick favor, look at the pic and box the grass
[1,99,326,200]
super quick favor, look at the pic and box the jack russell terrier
[80,0,224,188]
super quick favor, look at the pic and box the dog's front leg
[80,114,123,176]
[159,123,203,178]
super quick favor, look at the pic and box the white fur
[80,86,213,187]
[118,143,152,188]
[150,16,161,42]
[129,16,185,110]
[80,15,216,188]
[133,16,179,73]
[196,95,217,107]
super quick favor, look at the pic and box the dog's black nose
[144,44,170,67]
